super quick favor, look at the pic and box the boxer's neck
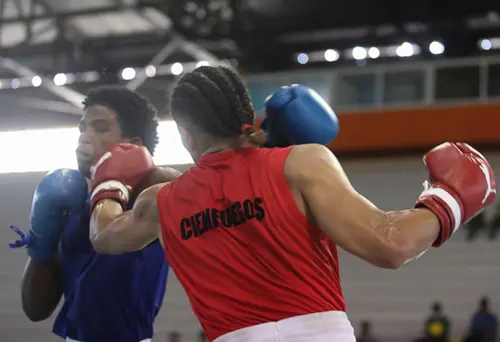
[202,140,257,155]
[200,133,262,156]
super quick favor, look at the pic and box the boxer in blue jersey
[9,86,180,342]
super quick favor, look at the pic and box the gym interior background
[0,0,499,341]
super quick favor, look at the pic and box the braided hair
[170,66,255,141]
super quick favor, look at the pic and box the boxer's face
[76,105,130,177]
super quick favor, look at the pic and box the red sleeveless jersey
[157,147,345,341]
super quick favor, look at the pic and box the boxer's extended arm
[21,256,62,322]
[19,169,86,321]
[90,184,165,254]
[286,144,440,269]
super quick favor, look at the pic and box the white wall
[1,154,499,341]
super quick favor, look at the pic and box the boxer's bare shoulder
[284,144,357,219]
[156,166,182,180]
[133,167,181,202]
[146,166,181,185]
[284,144,342,185]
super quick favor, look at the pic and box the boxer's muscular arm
[90,166,179,254]
[286,144,440,269]
[21,255,62,321]
[90,184,165,254]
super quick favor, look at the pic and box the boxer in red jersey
[88,66,497,342]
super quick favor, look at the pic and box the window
[383,70,424,104]
[337,74,376,107]
[435,66,479,100]
[487,64,500,97]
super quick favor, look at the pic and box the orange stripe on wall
[256,103,500,153]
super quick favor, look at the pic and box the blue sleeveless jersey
[53,200,169,342]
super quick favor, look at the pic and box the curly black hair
[170,66,255,139]
[83,86,159,155]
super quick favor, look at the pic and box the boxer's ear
[249,130,267,147]
[178,127,194,151]
[128,137,143,146]
[241,124,266,147]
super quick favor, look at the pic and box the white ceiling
[0,0,172,47]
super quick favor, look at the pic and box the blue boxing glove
[261,84,339,147]
[10,169,88,262]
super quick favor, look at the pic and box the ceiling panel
[44,0,120,12]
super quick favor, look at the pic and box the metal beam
[0,3,160,24]
[4,31,175,57]
[176,35,224,66]
[36,0,87,41]
[126,33,227,90]
[126,38,181,90]
[0,0,7,46]
[18,97,83,115]
[12,20,57,49]
[0,57,84,108]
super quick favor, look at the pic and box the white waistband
[67,338,151,342]
[214,311,355,342]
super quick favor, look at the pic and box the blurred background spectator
[465,297,498,342]
[423,302,451,342]
[198,330,207,342]
[168,330,182,342]
[357,320,380,342]
[489,204,500,239]
[466,213,487,241]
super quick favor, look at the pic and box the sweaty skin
[90,144,440,269]
[285,144,440,268]
[21,256,62,321]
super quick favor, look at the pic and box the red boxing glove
[90,143,154,211]
[416,142,497,247]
